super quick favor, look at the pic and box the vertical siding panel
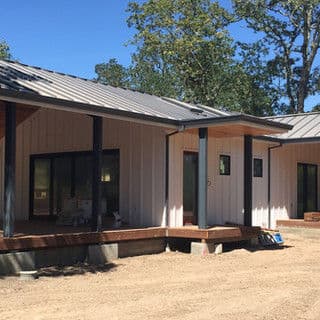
[128,122,133,225]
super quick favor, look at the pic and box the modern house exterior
[0,59,319,241]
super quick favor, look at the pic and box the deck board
[277,219,320,229]
[0,222,260,252]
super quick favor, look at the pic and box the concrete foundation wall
[0,238,166,276]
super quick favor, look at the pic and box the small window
[219,155,230,175]
[254,158,263,177]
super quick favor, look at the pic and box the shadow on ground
[37,262,119,278]
[223,241,293,253]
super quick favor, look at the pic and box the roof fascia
[254,135,320,144]
[0,88,179,129]
[181,114,292,132]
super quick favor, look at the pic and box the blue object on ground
[272,232,284,244]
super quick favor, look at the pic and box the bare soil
[1,231,320,320]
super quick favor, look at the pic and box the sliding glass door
[30,150,119,219]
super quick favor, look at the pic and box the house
[0,60,318,269]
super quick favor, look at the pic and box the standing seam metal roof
[265,112,320,140]
[0,60,231,122]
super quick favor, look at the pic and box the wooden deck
[277,219,320,229]
[167,225,260,242]
[0,221,260,252]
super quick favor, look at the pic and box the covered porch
[0,60,290,259]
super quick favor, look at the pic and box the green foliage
[97,0,316,116]
[312,104,320,112]
[126,0,237,108]
[0,40,11,60]
[95,58,130,88]
[233,0,320,113]
[125,0,277,115]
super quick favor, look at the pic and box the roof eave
[0,88,179,129]
[180,114,292,133]
[0,88,293,135]
[255,135,320,144]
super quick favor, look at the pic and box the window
[254,158,263,177]
[219,155,230,175]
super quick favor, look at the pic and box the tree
[94,1,278,116]
[312,104,320,112]
[0,40,11,60]
[127,0,236,108]
[129,47,182,97]
[126,0,276,115]
[233,0,320,113]
[95,58,130,88]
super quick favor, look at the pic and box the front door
[297,163,318,218]
[183,152,198,225]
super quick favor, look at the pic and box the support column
[198,127,208,229]
[244,135,253,227]
[3,102,16,237]
[91,116,103,232]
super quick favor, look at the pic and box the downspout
[165,126,185,228]
[267,143,282,229]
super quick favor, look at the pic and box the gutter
[267,143,282,229]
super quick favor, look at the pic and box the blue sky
[0,1,135,78]
[0,1,317,110]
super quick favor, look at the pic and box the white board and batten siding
[168,131,246,227]
[269,142,320,228]
[0,108,167,226]
[1,107,319,229]
[251,140,320,229]
[252,141,269,228]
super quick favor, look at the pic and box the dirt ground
[1,230,320,320]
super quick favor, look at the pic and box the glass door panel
[297,164,304,218]
[33,158,51,216]
[101,152,120,216]
[297,163,318,218]
[306,165,317,212]
[53,157,72,214]
[183,152,198,225]
[75,155,92,200]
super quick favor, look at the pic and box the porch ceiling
[187,121,288,138]
[0,101,38,138]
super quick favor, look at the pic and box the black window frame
[219,154,231,176]
[253,158,263,178]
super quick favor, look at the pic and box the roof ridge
[265,111,320,119]
[2,58,99,83]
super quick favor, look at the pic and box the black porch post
[244,135,253,227]
[3,102,16,237]
[198,127,208,229]
[91,115,103,232]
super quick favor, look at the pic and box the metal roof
[265,112,320,142]
[0,60,290,132]
[0,60,230,120]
